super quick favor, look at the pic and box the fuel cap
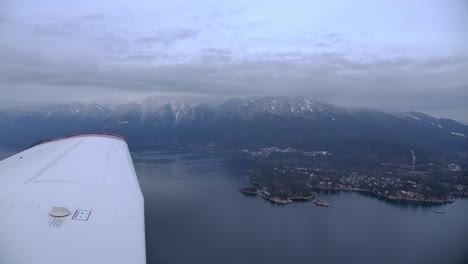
[49,206,71,217]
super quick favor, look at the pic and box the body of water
[133,151,468,264]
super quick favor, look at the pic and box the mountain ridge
[1,96,466,125]
[0,96,466,166]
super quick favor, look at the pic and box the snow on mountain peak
[221,96,347,119]
[0,97,466,134]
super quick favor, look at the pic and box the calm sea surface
[1,149,467,264]
[133,151,468,264]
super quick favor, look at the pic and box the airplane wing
[0,134,146,264]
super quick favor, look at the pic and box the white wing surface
[0,134,146,264]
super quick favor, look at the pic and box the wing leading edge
[0,134,146,264]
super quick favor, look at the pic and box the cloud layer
[0,0,467,121]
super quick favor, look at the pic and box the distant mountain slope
[0,96,466,164]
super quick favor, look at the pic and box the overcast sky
[1,0,467,121]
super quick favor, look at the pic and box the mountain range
[0,96,466,165]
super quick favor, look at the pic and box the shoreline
[310,186,454,205]
[241,183,457,206]
[239,188,315,204]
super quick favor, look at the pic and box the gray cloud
[198,48,233,64]
[76,14,109,21]
[1,0,467,122]
[30,13,116,38]
[135,29,200,46]
[120,53,171,63]
[322,33,343,43]
[32,22,78,37]
[294,33,346,50]
[1,40,467,121]
[315,42,334,48]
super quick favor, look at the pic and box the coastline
[239,187,315,204]
[310,186,455,205]
[240,182,456,206]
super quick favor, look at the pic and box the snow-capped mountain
[2,96,464,131]
[0,103,112,121]
[0,96,466,163]
[219,96,347,120]
[107,98,193,124]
